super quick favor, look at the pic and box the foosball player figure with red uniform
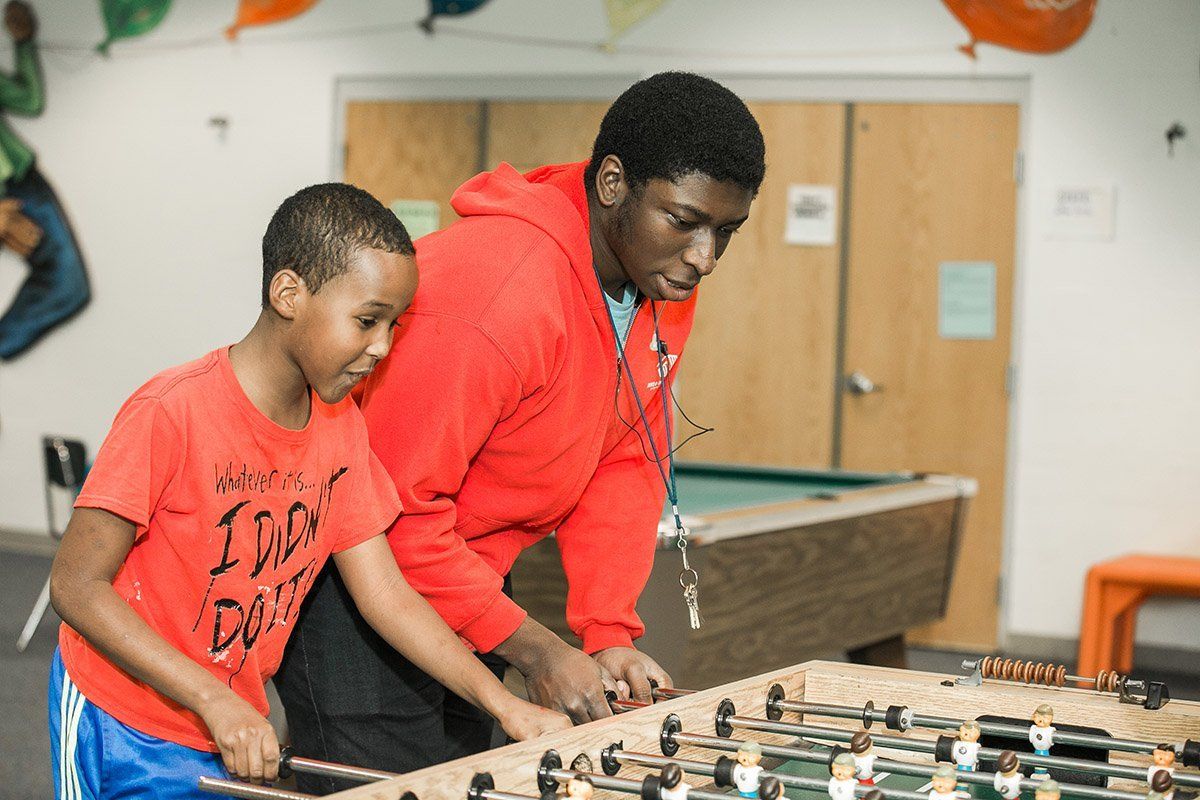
[734,741,765,799]
[993,750,1024,800]
[660,763,692,800]
[852,731,877,785]
[828,753,858,800]
[930,766,959,800]
[1029,705,1056,777]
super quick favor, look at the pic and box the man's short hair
[261,183,414,307]
[585,71,766,197]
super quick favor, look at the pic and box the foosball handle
[1182,739,1200,768]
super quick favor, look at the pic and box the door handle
[846,371,883,395]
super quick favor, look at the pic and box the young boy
[47,183,570,799]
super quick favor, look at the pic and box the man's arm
[552,346,686,702]
[332,535,571,740]
[360,309,620,722]
[49,508,280,782]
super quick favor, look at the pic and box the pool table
[508,462,976,689]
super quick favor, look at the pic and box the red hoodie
[357,161,696,654]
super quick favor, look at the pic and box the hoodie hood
[451,161,605,309]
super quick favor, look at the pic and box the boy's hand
[495,697,572,741]
[591,646,672,704]
[199,692,281,783]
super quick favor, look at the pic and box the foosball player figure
[566,774,595,800]
[954,720,983,788]
[993,750,1024,800]
[852,731,878,785]
[1150,745,1177,784]
[1151,769,1175,800]
[1035,780,1061,800]
[660,763,692,800]
[930,766,959,800]
[734,741,765,799]
[829,753,858,800]
[1029,704,1056,777]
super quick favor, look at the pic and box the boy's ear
[268,269,306,320]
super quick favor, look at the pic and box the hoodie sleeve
[358,311,528,653]
[552,352,681,654]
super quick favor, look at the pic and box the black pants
[275,566,509,795]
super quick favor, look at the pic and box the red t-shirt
[60,346,402,751]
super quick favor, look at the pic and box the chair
[15,436,86,652]
[1076,554,1200,676]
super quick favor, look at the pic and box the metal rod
[773,699,1160,755]
[724,714,1200,787]
[653,687,696,700]
[285,754,398,784]
[610,748,927,800]
[544,768,730,800]
[669,732,1148,800]
[611,698,651,713]
[197,777,316,800]
[483,791,547,800]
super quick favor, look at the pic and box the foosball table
[199,659,1200,800]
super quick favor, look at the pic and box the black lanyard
[596,272,702,629]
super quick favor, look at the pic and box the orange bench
[1077,554,1200,676]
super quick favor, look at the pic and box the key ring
[678,567,699,590]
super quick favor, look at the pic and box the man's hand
[4,1,35,43]
[198,691,280,783]
[592,647,673,704]
[493,697,572,741]
[493,617,617,724]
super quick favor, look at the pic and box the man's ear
[268,269,306,320]
[592,154,629,210]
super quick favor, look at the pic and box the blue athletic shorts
[49,647,230,799]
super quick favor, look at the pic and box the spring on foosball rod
[969,656,1137,693]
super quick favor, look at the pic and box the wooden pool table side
[511,470,977,688]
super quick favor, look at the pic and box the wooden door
[343,100,483,230]
[676,103,846,467]
[840,103,1019,649]
[485,101,609,171]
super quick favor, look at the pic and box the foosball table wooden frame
[213,660,1200,800]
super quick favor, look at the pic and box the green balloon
[97,0,172,54]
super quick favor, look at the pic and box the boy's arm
[332,534,572,740]
[49,507,280,782]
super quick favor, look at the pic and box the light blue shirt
[606,282,640,350]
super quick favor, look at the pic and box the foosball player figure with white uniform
[1151,746,1177,784]
[734,741,765,799]
[851,731,878,785]
[829,753,859,800]
[566,774,595,800]
[1035,780,1061,800]
[993,750,1025,800]
[1151,769,1176,800]
[930,765,959,800]
[660,764,692,800]
[1029,704,1056,777]
[953,720,982,788]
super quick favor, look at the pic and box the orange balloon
[942,0,1097,59]
[226,0,320,39]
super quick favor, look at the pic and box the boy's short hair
[261,183,415,307]
[585,71,766,198]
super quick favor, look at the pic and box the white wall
[1,0,1196,651]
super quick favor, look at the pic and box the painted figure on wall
[0,0,90,361]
